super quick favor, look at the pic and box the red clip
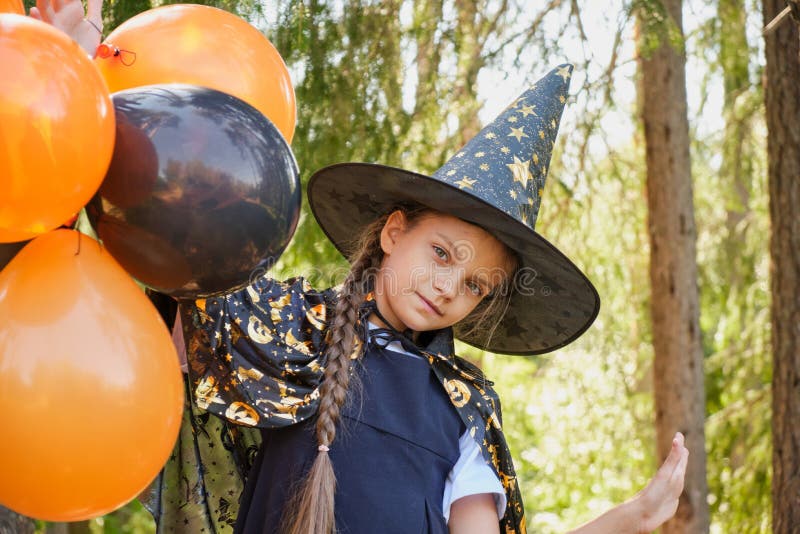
[94,42,137,66]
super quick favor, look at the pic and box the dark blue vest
[234,343,465,534]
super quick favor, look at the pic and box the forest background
[8,0,781,532]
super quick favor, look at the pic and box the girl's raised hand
[29,0,103,56]
[568,432,688,534]
[634,432,689,532]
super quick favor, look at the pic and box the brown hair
[282,205,518,534]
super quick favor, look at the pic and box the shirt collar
[359,293,456,360]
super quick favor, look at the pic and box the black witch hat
[308,64,599,355]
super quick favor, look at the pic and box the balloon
[88,84,301,298]
[94,4,296,143]
[0,240,26,270]
[0,0,23,14]
[98,112,159,209]
[0,15,115,242]
[0,229,183,521]
[95,214,193,290]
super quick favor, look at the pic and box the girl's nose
[432,268,459,298]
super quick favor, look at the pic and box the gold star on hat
[455,176,477,189]
[506,156,533,189]
[508,127,528,142]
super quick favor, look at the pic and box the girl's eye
[433,245,448,261]
[466,281,483,297]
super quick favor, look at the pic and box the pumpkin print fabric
[144,275,526,533]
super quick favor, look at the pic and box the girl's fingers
[86,0,103,24]
[35,0,55,23]
[659,434,683,474]
[28,6,42,19]
[51,0,68,15]
[671,433,688,476]
[671,448,689,486]
[61,0,80,13]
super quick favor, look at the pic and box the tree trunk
[637,0,710,532]
[0,506,35,534]
[762,2,800,531]
[66,521,92,534]
[452,0,484,145]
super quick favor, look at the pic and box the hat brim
[307,162,599,355]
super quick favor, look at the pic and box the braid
[314,243,382,449]
[281,213,387,534]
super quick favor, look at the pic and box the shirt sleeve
[442,430,507,524]
[184,275,330,428]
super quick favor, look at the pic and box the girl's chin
[399,312,443,333]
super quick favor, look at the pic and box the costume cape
[141,276,526,533]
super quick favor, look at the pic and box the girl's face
[373,210,514,333]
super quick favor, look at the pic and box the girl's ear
[380,210,408,254]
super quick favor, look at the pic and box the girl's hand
[567,432,688,534]
[633,432,689,533]
[29,0,103,57]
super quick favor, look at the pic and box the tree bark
[762,2,800,531]
[637,0,710,532]
[0,506,34,534]
[452,0,484,144]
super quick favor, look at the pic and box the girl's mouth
[417,293,443,316]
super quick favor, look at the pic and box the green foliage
[89,500,156,533]
[693,85,772,534]
[102,0,151,32]
[33,501,155,533]
[268,0,415,284]
[694,128,771,533]
[689,0,771,528]
[101,0,264,33]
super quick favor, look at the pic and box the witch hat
[308,64,599,355]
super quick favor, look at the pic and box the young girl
[181,204,687,534]
[37,2,689,532]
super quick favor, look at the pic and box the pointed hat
[308,64,599,355]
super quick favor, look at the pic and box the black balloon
[89,84,301,298]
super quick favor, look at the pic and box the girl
[168,65,689,533]
[36,2,689,532]
[182,203,687,534]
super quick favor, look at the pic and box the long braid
[282,215,386,534]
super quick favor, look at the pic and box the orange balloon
[0,0,23,14]
[94,5,296,143]
[0,15,115,243]
[0,229,183,521]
